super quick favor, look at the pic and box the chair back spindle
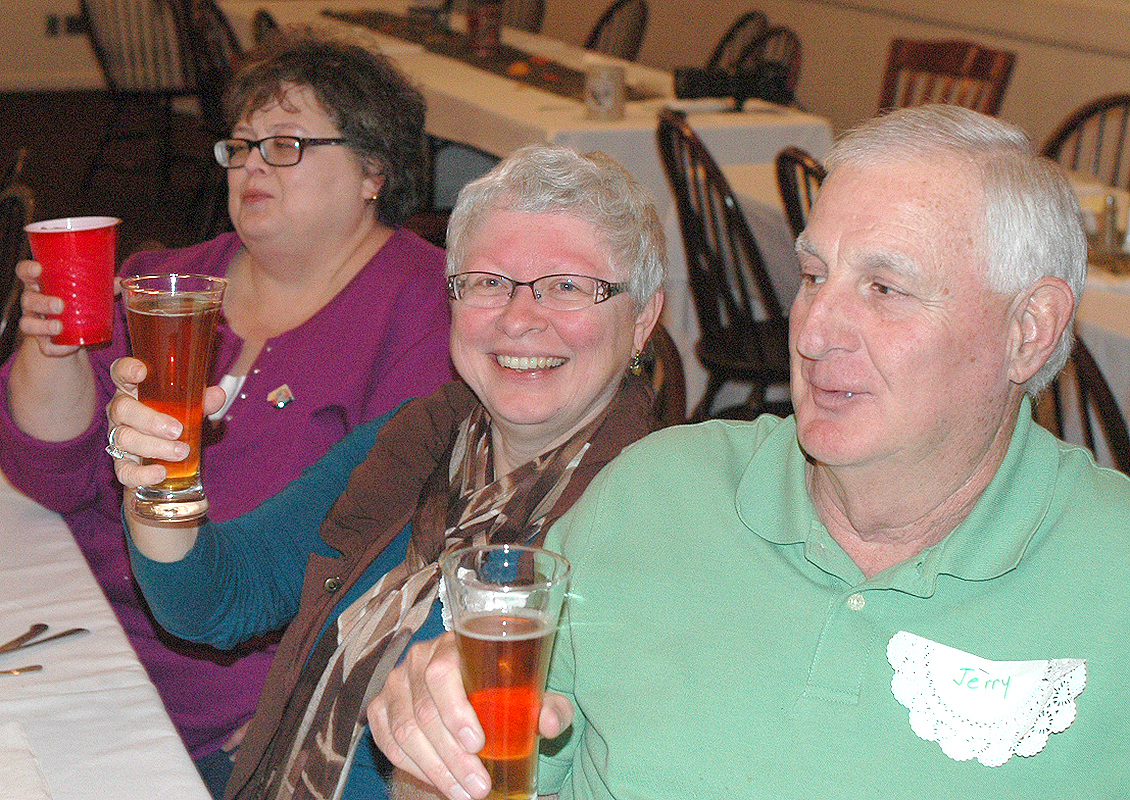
[705,10,769,74]
[775,146,825,239]
[657,109,791,421]
[877,38,1015,116]
[1042,94,1130,191]
[0,149,35,364]
[1034,336,1130,474]
[585,0,649,62]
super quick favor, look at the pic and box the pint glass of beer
[440,544,571,800]
[122,274,227,522]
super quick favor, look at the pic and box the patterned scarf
[261,397,616,800]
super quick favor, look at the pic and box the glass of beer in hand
[441,544,571,800]
[122,274,227,522]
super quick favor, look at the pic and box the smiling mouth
[496,355,566,371]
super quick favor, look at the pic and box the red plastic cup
[25,216,121,346]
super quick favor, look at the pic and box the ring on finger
[105,425,131,460]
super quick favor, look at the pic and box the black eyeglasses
[213,136,349,168]
[448,271,629,311]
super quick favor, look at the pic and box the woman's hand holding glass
[106,357,226,490]
[367,632,575,800]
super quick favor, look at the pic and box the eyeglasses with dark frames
[448,271,629,311]
[213,136,349,169]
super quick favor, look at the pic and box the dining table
[0,471,210,800]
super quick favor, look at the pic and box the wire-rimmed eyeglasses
[448,271,629,311]
[213,136,349,169]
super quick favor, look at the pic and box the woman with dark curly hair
[0,26,452,797]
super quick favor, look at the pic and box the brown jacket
[224,378,661,799]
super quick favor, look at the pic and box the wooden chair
[657,109,791,422]
[705,10,768,74]
[0,153,35,364]
[739,25,802,96]
[251,8,280,44]
[501,0,545,33]
[584,0,649,62]
[1042,93,1130,191]
[775,146,826,239]
[877,38,1016,117]
[79,0,197,196]
[1033,336,1130,473]
[182,0,244,242]
[640,323,687,427]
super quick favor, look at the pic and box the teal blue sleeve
[128,406,398,649]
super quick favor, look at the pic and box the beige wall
[1,1,103,90]
[6,0,1130,149]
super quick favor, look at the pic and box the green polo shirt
[539,402,1130,799]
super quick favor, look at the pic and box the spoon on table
[0,627,89,655]
[0,623,48,655]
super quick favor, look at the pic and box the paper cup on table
[25,216,120,346]
[584,61,626,121]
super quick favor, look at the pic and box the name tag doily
[887,631,1086,767]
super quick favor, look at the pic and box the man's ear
[1008,276,1074,384]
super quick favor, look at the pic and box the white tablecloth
[0,473,209,800]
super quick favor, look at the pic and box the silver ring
[106,425,130,460]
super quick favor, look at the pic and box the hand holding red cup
[25,216,121,346]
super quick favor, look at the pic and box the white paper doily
[887,631,1086,767]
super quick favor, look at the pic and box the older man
[369,105,1130,799]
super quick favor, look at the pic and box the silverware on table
[0,622,48,654]
[0,664,43,676]
[0,624,89,656]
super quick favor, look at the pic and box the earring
[628,350,643,376]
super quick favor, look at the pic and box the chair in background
[79,0,197,196]
[705,10,768,73]
[775,145,825,239]
[501,0,545,33]
[657,109,791,422]
[738,25,802,102]
[1033,336,1130,474]
[1,149,35,364]
[640,323,687,427]
[877,38,1016,116]
[182,0,245,242]
[1042,94,1130,190]
[252,8,280,44]
[584,0,649,62]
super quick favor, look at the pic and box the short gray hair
[826,104,1086,393]
[445,144,666,310]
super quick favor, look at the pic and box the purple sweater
[0,229,453,760]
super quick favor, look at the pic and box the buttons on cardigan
[324,576,343,593]
[846,593,865,612]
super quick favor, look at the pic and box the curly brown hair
[225,27,427,227]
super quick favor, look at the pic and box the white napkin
[887,631,1086,767]
[0,720,52,800]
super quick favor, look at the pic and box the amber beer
[455,611,555,800]
[441,544,571,800]
[123,275,227,521]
